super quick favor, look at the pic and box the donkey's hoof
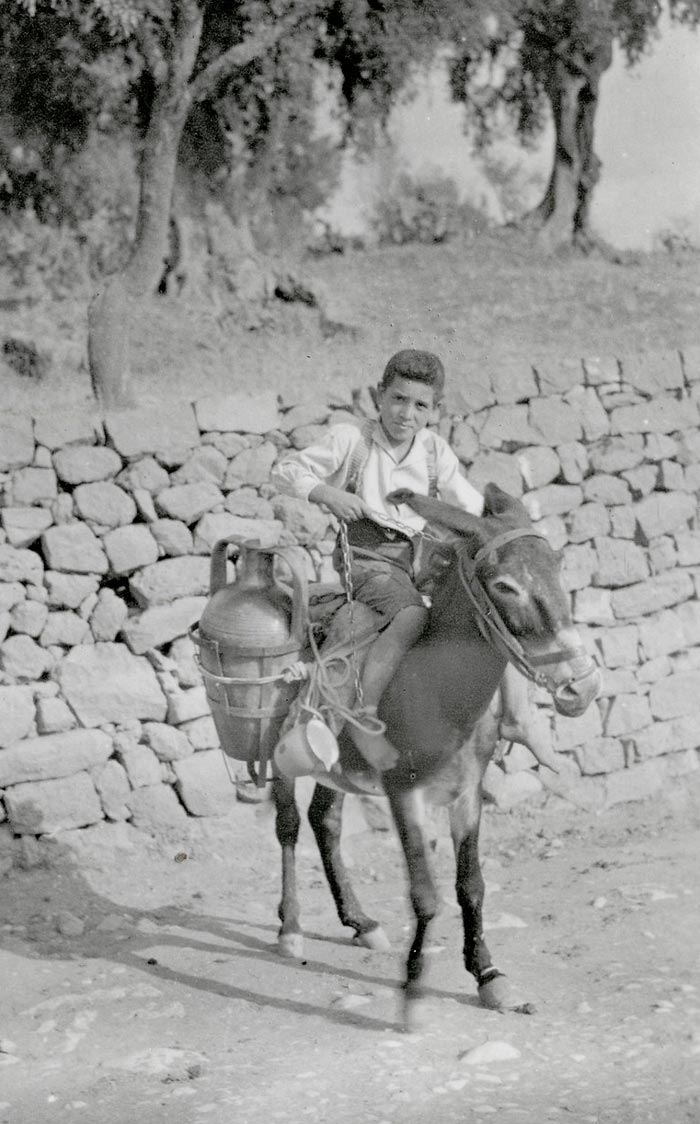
[478,973,533,1013]
[278,932,304,959]
[354,925,391,952]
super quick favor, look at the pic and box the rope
[295,625,386,737]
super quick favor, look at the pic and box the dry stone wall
[1,345,700,839]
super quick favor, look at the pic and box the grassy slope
[3,229,700,415]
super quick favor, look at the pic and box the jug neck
[237,549,275,590]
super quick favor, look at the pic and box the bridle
[455,526,598,695]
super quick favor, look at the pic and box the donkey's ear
[387,490,484,536]
[483,483,528,522]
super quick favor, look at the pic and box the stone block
[5,771,104,834]
[596,667,637,697]
[572,588,614,626]
[522,484,583,521]
[0,728,112,786]
[603,693,652,737]
[0,582,25,612]
[666,748,699,777]
[142,722,194,762]
[567,503,610,543]
[475,405,540,449]
[443,371,495,414]
[172,749,237,816]
[103,524,159,576]
[560,543,596,592]
[224,443,278,489]
[490,360,537,404]
[533,356,583,394]
[582,356,620,386]
[0,413,34,471]
[637,654,673,684]
[537,515,567,551]
[126,783,188,833]
[44,572,99,609]
[151,519,193,556]
[9,466,57,505]
[290,424,332,449]
[279,402,332,433]
[463,452,523,497]
[193,512,282,554]
[516,446,561,490]
[611,571,693,620]
[657,459,685,492]
[610,396,697,436]
[88,589,129,642]
[93,759,131,821]
[597,625,639,669]
[589,436,644,474]
[677,601,700,646]
[52,445,122,485]
[116,742,162,788]
[451,421,479,465]
[1,507,53,548]
[0,634,53,681]
[609,506,636,539]
[166,685,210,724]
[621,350,685,394]
[592,537,649,588]
[129,556,210,609]
[10,599,49,637]
[104,403,200,464]
[33,408,101,450]
[648,535,677,574]
[557,442,588,484]
[121,597,206,655]
[270,495,329,545]
[637,609,684,660]
[194,391,281,434]
[622,465,658,499]
[116,456,171,495]
[582,474,631,505]
[633,492,695,544]
[648,670,700,720]
[155,481,224,524]
[42,523,108,575]
[170,445,228,486]
[0,685,35,747]
[35,695,77,735]
[179,715,219,750]
[55,642,167,726]
[223,488,275,520]
[529,397,582,444]
[553,703,603,751]
[39,610,91,648]
[604,760,667,807]
[573,737,626,775]
[567,387,610,442]
[72,482,136,528]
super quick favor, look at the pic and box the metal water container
[193,537,308,786]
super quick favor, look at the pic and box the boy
[272,349,547,772]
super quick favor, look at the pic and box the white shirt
[271,421,484,534]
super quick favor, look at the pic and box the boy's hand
[309,484,371,522]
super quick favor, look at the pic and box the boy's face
[376,376,438,447]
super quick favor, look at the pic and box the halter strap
[456,526,590,687]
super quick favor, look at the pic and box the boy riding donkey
[272,349,555,774]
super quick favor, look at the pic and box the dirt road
[1,773,699,1124]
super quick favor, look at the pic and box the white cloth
[271,421,484,534]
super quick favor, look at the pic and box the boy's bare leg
[351,605,429,771]
[499,663,560,773]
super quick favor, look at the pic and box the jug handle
[209,535,242,595]
[273,546,310,646]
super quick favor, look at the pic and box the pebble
[484,913,527,930]
[0,1039,17,1054]
[55,911,85,937]
[330,993,371,1010]
[459,1041,521,1065]
[592,896,607,909]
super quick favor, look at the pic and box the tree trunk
[87,7,203,409]
[523,41,612,253]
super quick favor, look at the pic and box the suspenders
[346,420,439,498]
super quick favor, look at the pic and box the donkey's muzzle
[553,662,602,717]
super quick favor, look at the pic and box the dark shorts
[333,519,425,621]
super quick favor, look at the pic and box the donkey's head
[388,483,601,717]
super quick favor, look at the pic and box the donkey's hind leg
[308,782,390,951]
[273,775,304,959]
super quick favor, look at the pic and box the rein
[455,527,591,689]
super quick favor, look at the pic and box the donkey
[271,484,601,1021]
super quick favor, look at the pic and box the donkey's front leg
[450,788,533,1014]
[308,783,390,950]
[273,775,304,959]
[387,786,439,1028]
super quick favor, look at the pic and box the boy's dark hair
[379,349,445,398]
